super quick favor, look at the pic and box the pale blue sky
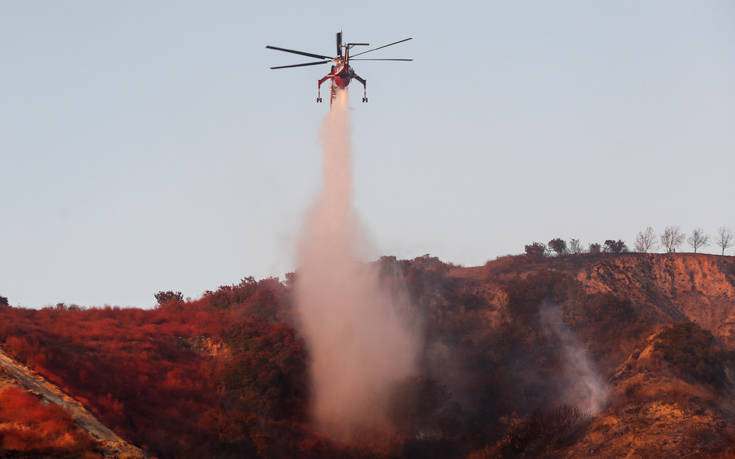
[1,1,733,307]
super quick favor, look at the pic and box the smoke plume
[540,305,608,415]
[295,89,419,440]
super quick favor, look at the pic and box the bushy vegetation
[579,293,639,324]
[154,290,183,306]
[654,322,731,389]
[503,270,573,317]
[476,406,590,458]
[0,257,588,457]
[0,279,327,458]
[0,386,93,456]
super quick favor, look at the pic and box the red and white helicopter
[266,31,412,106]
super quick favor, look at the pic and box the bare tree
[716,227,733,256]
[687,228,710,253]
[634,227,658,253]
[661,226,685,253]
[569,238,583,255]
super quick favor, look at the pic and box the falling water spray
[540,305,609,415]
[295,89,419,440]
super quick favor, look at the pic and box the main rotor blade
[350,58,413,61]
[270,60,330,70]
[336,32,342,57]
[350,38,412,58]
[265,45,333,60]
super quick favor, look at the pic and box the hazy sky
[1,1,733,308]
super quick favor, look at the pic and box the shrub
[0,387,93,454]
[654,322,730,389]
[154,290,183,306]
[548,238,568,257]
[603,240,628,254]
[525,242,547,257]
[584,293,638,323]
[504,270,573,317]
[490,405,590,457]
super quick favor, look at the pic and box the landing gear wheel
[316,97,322,103]
[362,97,368,103]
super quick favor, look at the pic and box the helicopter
[266,31,412,106]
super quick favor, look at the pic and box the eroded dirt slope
[575,254,735,345]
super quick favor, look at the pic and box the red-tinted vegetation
[0,278,328,458]
[0,304,223,456]
[654,322,733,389]
[1,253,734,457]
[0,386,94,456]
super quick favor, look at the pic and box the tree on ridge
[604,240,627,254]
[569,238,583,255]
[687,228,710,253]
[716,227,733,256]
[634,227,658,253]
[524,242,547,257]
[661,226,685,253]
[548,238,568,257]
[155,290,184,306]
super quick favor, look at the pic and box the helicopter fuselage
[330,63,354,89]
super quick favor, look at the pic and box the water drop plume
[540,304,608,415]
[295,89,419,441]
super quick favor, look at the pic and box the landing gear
[317,74,331,105]
[354,74,368,103]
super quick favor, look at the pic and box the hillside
[453,253,735,456]
[0,347,145,457]
[2,253,735,457]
